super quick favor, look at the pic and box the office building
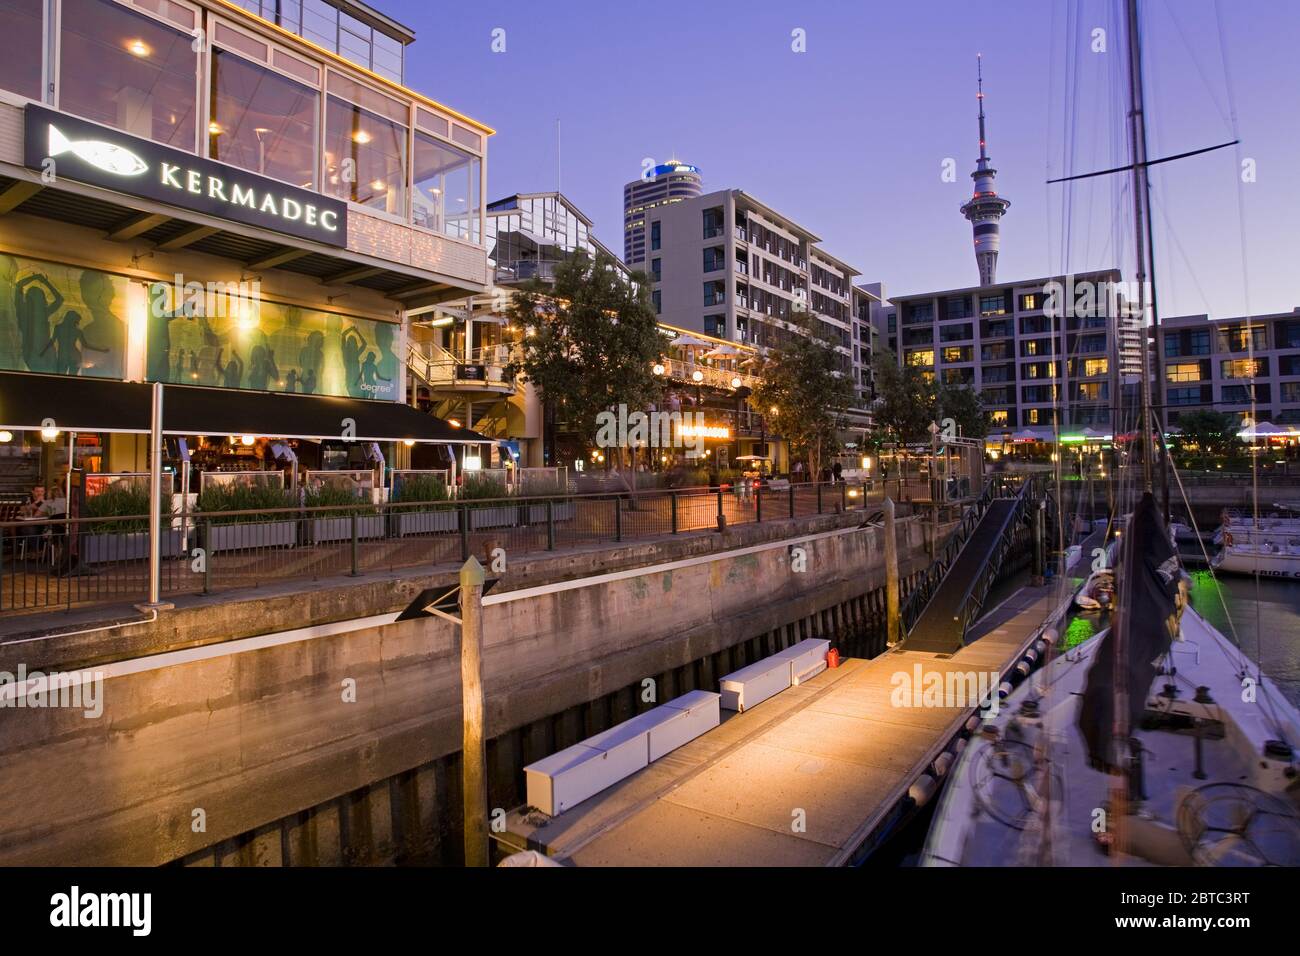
[623,160,702,265]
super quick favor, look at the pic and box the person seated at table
[18,484,44,517]
[37,485,67,519]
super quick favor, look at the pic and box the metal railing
[0,480,899,618]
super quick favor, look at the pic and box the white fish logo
[48,124,148,177]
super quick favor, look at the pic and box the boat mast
[1124,0,1163,504]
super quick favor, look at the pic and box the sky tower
[960,55,1011,286]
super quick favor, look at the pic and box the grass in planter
[517,477,570,502]
[304,482,376,516]
[84,483,171,534]
[460,473,507,502]
[391,473,452,513]
[197,482,295,525]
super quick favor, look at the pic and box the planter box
[206,520,297,553]
[80,529,182,564]
[470,505,517,530]
[311,515,385,543]
[526,501,576,524]
[394,509,458,536]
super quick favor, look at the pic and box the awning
[0,371,490,444]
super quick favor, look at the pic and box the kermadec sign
[23,106,347,248]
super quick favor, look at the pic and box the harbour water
[1185,571,1300,710]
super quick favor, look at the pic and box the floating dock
[496,583,1070,866]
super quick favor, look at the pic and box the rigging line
[1160,0,1234,129]
[1149,190,1217,315]
[1212,0,1264,681]
[1044,139,1239,183]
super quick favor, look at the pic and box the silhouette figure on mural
[15,272,63,373]
[146,282,191,383]
[216,348,244,389]
[374,322,398,389]
[341,326,366,398]
[284,368,298,393]
[248,343,279,391]
[299,331,324,394]
[78,269,124,374]
[357,351,392,396]
[42,310,109,375]
[0,255,20,369]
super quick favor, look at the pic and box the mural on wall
[0,252,128,379]
[145,282,401,401]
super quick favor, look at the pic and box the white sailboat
[921,0,1300,867]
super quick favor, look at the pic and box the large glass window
[412,131,480,241]
[59,0,198,149]
[324,94,407,216]
[209,49,319,189]
[0,0,43,100]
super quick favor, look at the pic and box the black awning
[0,372,491,444]
[0,371,152,433]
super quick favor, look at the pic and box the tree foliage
[505,251,663,445]
[1172,409,1241,469]
[751,317,856,480]
[871,350,988,442]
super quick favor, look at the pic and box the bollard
[349,511,360,576]
[459,557,489,867]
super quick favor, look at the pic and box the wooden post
[884,497,902,646]
[459,556,489,867]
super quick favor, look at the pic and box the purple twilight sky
[385,0,1299,319]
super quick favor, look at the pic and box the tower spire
[961,54,1011,286]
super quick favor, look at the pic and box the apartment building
[875,270,1141,433]
[1156,309,1300,427]
[623,161,702,265]
[642,188,871,433]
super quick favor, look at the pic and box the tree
[751,317,856,481]
[871,350,989,442]
[871,351,935,443]
[505,251,662,475]
[1172,409,1240,470]
[936,382,988,440]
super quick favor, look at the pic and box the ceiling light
[127,39,151,57]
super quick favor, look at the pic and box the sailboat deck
[496,583,1067,866]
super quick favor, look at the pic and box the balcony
[661,358,759,392]
[407,342,516,394]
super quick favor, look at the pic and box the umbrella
[704,344,740,357]
[669,334,712,348]
[1081,426,1110,440]
[1238,420,1285,438]
[1011,428,1043,442]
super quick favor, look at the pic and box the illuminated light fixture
[41,426,60,440]
[769,405,778,415]
[848,488,860,498]
[0,431,11,442]
[691,370,704,383]
[352,130,371,144]
[430,316,453,328]
[403,439,416,447]
[862,456,871,470]
[447,419,461,428]
[127,39,151,57]
[652,363,665,376]
[241,435,256,446]
[370,179,387,192]
[208,121,222,135]
[730,377,742,389]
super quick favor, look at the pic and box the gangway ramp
[904,497,1023,654]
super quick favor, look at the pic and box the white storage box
[523,723,649,816]
[791,659,827,685]
[650,690,721,760]
[771,638,830,683]
[719,658,791,712]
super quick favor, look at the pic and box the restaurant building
[0,0,493,499]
